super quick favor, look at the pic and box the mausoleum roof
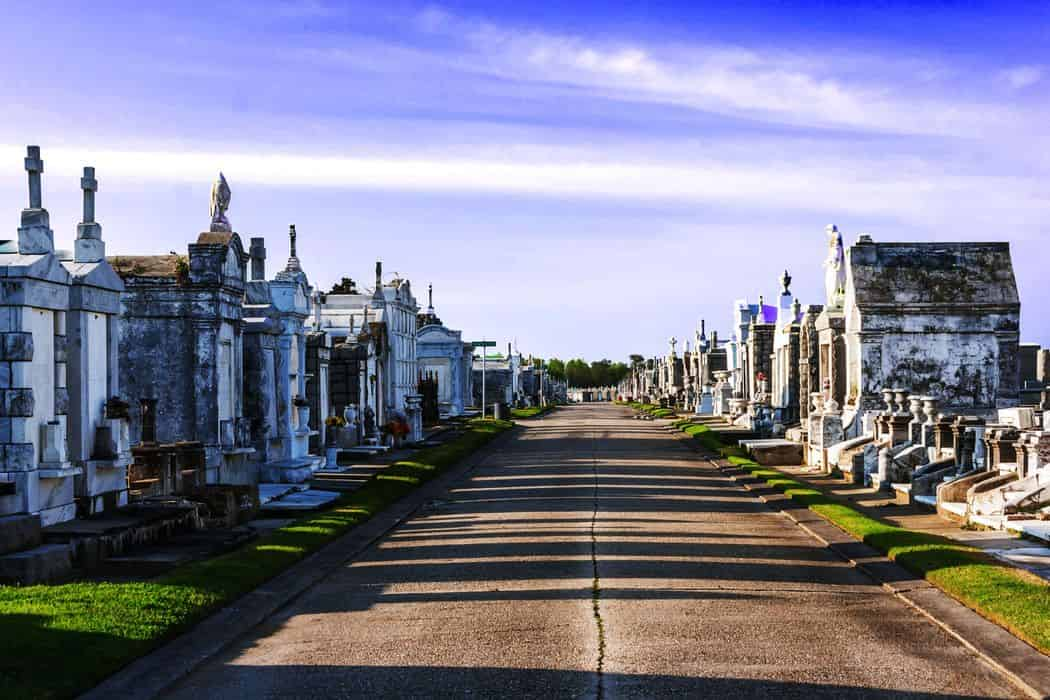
[108,254,181,279]
[196,231,236,246]
[848,241,1019,308]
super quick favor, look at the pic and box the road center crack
[589,430,606,700]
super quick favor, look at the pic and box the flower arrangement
[382,417,410,440]
[756,372,767,382]
[325,415,347,428]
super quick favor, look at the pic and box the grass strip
[670,419,1050,655]
[510,404,560,419]
[0,418,512,700]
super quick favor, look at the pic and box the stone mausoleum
[417,285,473,417]
[111,174,255,485]
[0,147,129,526]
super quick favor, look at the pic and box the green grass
[629,404,677,419]
[677,421,1050,655]
[0,418,512,700]
[510,404,558,419]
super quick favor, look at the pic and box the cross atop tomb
[74,165,104,262]
[669,336,677,357]
[18,145,55,255]
[25,146,44,209]
[80,166,97,223]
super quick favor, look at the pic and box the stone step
[0,513,42,555]
[0,543,74,585]
[94,527,257,580]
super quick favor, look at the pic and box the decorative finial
[427,283,434,312]
[209,172,232,232]
[780,269,792,295]
[375,260,382,288]
[282,224,302,274]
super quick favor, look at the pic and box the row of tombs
[621,224,1050,536]
[0,146,556,582]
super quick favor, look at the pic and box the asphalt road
[161,404,1019,699]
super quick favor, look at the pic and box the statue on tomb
[823,224,846,309]
[363,405,376,437]
[209,172,232,232]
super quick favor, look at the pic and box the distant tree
[628,354,645,366]
[547,358,566,381]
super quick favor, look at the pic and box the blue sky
[1,0,1048,358]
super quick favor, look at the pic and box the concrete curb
[664,427,1050,700]
[80,426,521,700]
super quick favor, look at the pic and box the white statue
[823,224,846,308]
[209,172,232,232]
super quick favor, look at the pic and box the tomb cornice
[0,275,71,311]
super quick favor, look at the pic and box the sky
[1,0,1048,359]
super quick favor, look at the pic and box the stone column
[276,334,293,443]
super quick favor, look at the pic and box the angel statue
[209,172,232,232]
[823,224,846,309]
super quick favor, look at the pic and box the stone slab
[0,512,41,555]
[259,489,341,511]
[0,542,72,584]
[258,483,307,505]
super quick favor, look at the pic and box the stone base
[0,513,41,555]
[0,542,73,584]
[260,457,321,484]
[741,440,804,466]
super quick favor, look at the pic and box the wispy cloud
[409,7,1020,138]
[1,143,1044,237]
[1001,64,1043,90]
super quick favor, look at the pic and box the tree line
[531,358,631,388]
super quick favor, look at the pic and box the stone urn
[921,397,940,426]
[893,389,909,415]
[296,405,310,431]
[881,388,895,414]
[908,395,924,423]
[811,392,825,415]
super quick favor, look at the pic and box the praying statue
[823,224,846,309]
[209,172,232,232]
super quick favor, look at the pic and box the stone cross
[75,165,104,262]
[249,237,266,281]
[18,145,54,255]
[80,167,97,223]
[669,337,677,357]
[25,146,43,209]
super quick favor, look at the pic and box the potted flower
[324,414,346,466]
[324,414,346,444]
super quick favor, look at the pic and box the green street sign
[472,341,497,347]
